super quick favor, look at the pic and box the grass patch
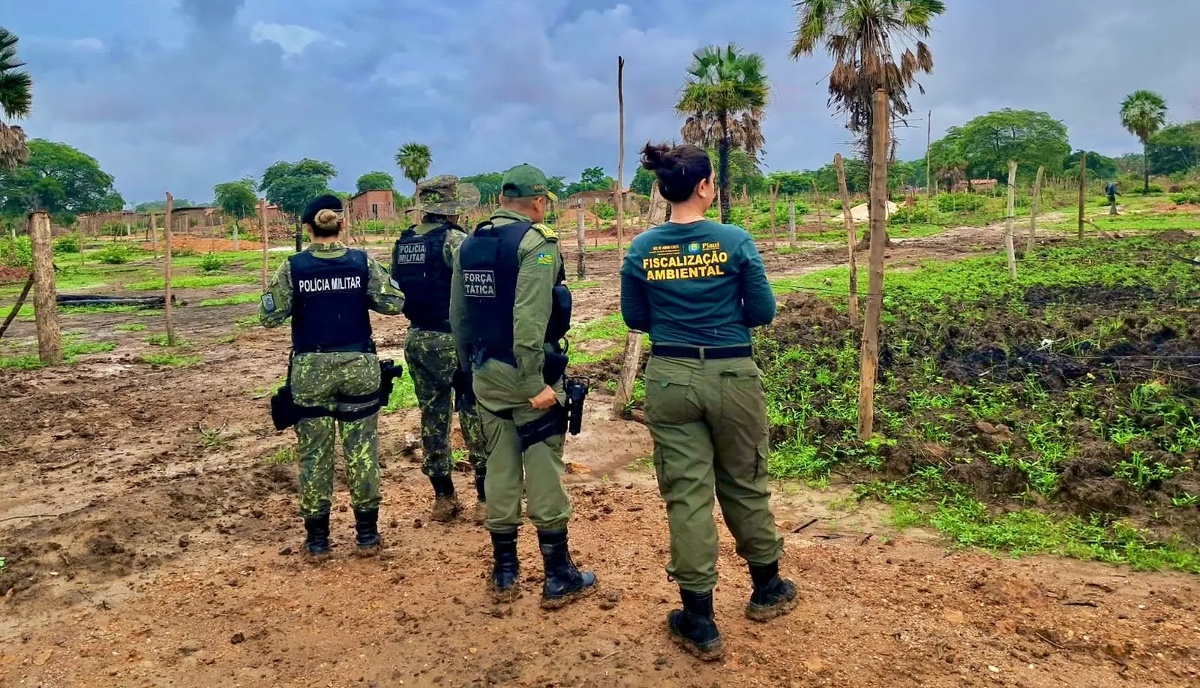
[0,339,117,370]
[127,274,252,291]
[138,353,202,367]
[264,446,297,465]
[383,365,418,412]
[114,323,147,332]
[1045,212,1200,233]
[199,292,260,307]
[567,280,599,291]
[568,313,638,365]
[146,333,190,347]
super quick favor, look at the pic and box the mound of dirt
[0,266,30,284]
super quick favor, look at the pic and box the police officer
[390,176,489,524]
[450,163,597,609]
[260,194,405,557]
[620,143,796,660]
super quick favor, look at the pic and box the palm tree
[676,44,769,223]
[1119,90,1168,194]
[791,0,945,242]
[395,142,432,204]
[0,27,33,171]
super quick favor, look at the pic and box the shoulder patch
[531,222,558,241]
[261,293,276,313]
[536,251,554,266]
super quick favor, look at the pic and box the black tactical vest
[458,221,571,357]
[391,222,453,330]
[288,249,373,354]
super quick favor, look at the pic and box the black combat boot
[303,514,331,557]
[537,529,597,610]
[472,470,487,525]
[667,588,725,661]
[430,474,462,523]
[745,560,798,622]
[489,530,520,603]
[353,508,381,554]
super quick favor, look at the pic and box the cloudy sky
[6,0,1199,205]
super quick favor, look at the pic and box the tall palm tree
[676,44,769,224]
[395,142,432,204]
[791,0,944,242]
[1119,90,1168,194]
[0,27,33,171]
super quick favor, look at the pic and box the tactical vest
[288,249,373,354]
[391,222,454,330]
[458,220,571,359]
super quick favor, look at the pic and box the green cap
[501,163,558,202]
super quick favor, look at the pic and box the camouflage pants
[291,352,383,518]
[404,328,486,479]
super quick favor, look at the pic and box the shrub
[198,253,228,272]
[100,221,127,237]
[53,235,81,254]
[94,245,131,265]
[0,236,32,267]
[593,202,616,220]
[936,193,986,212]
[1171,192,1200,205]
[889,204,940,226]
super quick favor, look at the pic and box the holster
[269,355,402,431]
[515,405,569,452]
[452,369,474,412]
[270,384,300,431]
[378,359,403,407]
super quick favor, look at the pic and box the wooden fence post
[29,211,62,365]
[259,199,269,292]
[1077,153,1087,240]
[1004,161,1018,280]
[1028,166,1044,252]
[164,193,177,347]
[769,182,780,249]
[576,208,586,280]
[612,332,643,416]
[858,91,889,441]
[615,55,626,258]
[835,154,860,329]
[787,196,796,248]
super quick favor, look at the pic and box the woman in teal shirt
[620,142,796,661]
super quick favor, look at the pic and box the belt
[650,344,752,360]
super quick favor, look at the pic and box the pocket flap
[645,368,693,387]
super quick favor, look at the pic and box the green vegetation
[127,274,250,291]
[197,253,229,272]
[264,445,297,465]
[0,338,116,369]
[138,353,202,367]
[199,292,259,307]
[146,333,189,347]
[759,234,1200,572]
[114,323,147,332]
[383,366,418,411]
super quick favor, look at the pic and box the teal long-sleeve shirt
[620,219,776,345]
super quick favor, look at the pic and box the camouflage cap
[411,175,481,216]
[501,164,559,202]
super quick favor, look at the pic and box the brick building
[349,189,397,222]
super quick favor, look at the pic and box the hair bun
[640,142,675,172]
[314,208,341,231]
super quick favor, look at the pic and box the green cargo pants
[291,352,383,518]
[643,354,783,592]
[473,358,570,534]
[404,327,487,479]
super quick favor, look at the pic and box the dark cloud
[6,0,1198,205]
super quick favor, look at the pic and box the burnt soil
[2,227,1199,687]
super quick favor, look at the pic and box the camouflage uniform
[394,176,489,522]
[260,241,404,521]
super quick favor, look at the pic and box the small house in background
[565,188,634,209]
[951,178,999,193]
[171,206,223,229]
[349,189,396,222]
[261,203,287,225]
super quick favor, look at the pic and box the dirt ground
[2,225,1199,687]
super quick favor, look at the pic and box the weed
[114,323,147,332]
[199,293,260,307]
[265,446,297,465]
[0,340,117,369]
[197,422,232,450]
[127,274,251,291]
[383,367,418,411]
[1171,493,1199,508]
[146,333,190,347]
[198,253,229,272]
[138,353,202,367]
[94,245,133,265]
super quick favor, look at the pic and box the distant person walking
[620,142,796,661]
[1106,180,1120,215]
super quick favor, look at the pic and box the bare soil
[2,226,1199,687]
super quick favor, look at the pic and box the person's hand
[529,385,558,410]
